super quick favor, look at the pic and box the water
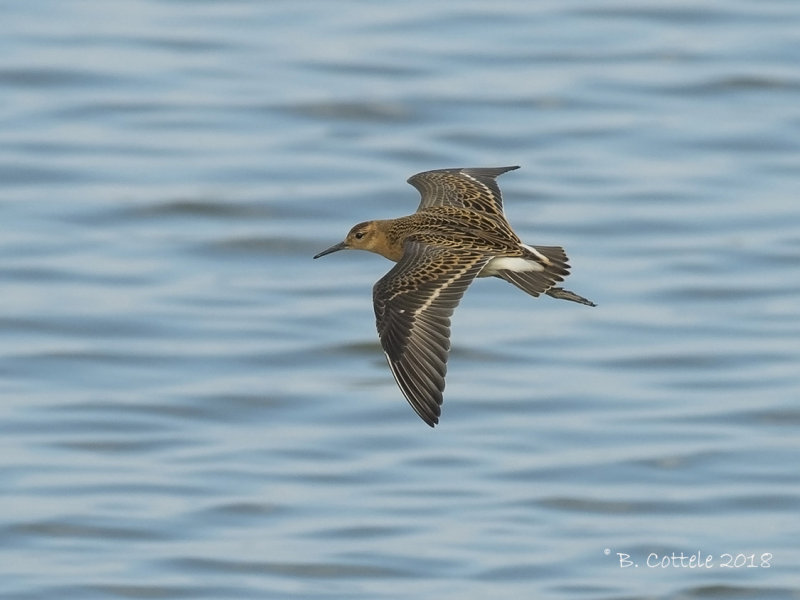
[2,1,800,598]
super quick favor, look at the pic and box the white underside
[480,255,545,277]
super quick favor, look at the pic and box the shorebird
[314,166,594,427]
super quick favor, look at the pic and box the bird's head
[313,221,384,258]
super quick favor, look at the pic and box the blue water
[3,1,800,599]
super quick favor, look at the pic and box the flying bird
[314,166,594,426]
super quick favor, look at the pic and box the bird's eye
[355,231,364,239]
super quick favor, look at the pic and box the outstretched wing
[407,166,520,215]
[373,241,489,427]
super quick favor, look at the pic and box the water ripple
[3,1,800,599]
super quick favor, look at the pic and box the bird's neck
[372,218,409,262]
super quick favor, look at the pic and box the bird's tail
[493,245,568,298]
[497,245,595,306]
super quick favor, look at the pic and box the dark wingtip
[461,165,520,177]
[408,165,521,184]
[417,408,439,427]
[417,404,440,427]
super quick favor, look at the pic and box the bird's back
[388,206,523,257]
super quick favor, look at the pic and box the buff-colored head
[313,221,389,259]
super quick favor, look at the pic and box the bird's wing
[407,166,519,215]
[373,241,490,426]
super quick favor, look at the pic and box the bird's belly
[479,256,545,277]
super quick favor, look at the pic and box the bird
[313,166,594,427]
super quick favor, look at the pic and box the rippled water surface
[3,1,800,599]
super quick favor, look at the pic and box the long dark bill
[313,241,347,259]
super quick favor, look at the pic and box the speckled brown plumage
[314,166,595,427]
